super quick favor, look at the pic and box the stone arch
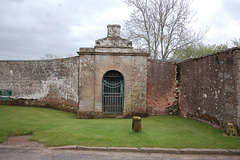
[102,70,124,114]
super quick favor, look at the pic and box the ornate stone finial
[94,24,133,48]
[78,24,148,55]
[107,24,121,37]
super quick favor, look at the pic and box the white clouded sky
[0,0,239,60]
[192,0,240,44]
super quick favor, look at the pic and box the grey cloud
[0,0,127,60]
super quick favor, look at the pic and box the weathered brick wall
[179,49,240,129]
[147,59,178,115]
[0,57,79,113]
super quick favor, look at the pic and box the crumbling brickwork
[0,57,79,113]
[179,48,240,130]
[147,59,178,115]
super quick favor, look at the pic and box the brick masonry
[147,59,178,115]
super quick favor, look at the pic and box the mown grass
[0,105,240,149]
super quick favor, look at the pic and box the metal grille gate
[102,70,124,114]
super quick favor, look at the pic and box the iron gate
[102,70,124,114]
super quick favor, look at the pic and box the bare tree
[41,53,60,60]
[123,0,207,59]
[230,38,240,47]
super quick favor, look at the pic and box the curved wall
[0,48,239,132]
[179,48,240,130]
[0,57,79,113]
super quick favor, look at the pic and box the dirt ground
[0,135,44,149]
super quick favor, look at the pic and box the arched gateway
[102,70,124,114]
[77,24,148,118]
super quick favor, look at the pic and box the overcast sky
[0,0,239,60]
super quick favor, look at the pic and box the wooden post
[132,116,141,132]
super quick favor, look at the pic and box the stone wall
[0,24,239,130]
[179,48,240,130]
[147,59,178,115]
[0,57,79,113]
[130,56,148,115]
[77,53,148,118]
[77,24,148,118]
[0,47,239,129]
[78,55,95,114]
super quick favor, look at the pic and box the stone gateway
[77,24,148,118]
[0,24,240,135]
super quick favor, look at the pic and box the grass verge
[0,105,240,149]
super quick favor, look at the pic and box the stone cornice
[78,47,149,56]
[77,51,149,57]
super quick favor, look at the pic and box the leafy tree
[171,43,228,60]
[123,0,207,60]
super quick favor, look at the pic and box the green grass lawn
[0,105,240,149]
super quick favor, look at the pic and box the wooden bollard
[132,116,141,132]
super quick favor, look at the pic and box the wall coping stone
[180,47,240,63]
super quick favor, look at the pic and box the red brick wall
[147,59,177,115]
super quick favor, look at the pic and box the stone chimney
[107,24,121,37]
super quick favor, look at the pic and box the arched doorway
[102,70,124,114]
